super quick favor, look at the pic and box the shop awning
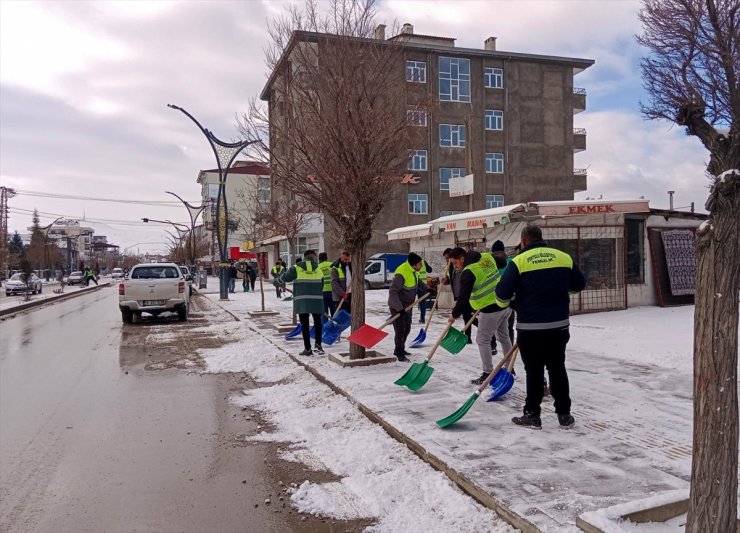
[386,223,433,241]
[432,204,526,233]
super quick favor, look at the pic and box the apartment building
[262,24,594,255]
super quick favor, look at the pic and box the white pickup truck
[118,262,189,323]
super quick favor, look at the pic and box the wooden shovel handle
[422,282,446,330]
[477,344,519,393]
[331,297,345,319]
[506,346,518,372]
[380,292,432,329]
[425,322,453,363]
[459,310,480,333]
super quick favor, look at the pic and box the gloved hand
[342,293,348,299]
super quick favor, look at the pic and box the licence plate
[143,300,165,306]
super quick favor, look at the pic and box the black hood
[463,250,481,267]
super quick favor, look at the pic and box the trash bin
[199,270,207,289]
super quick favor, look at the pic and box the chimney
[374,24,386,40]
[401,23,413,35]
[484,36,497,51]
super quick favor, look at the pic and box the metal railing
[573,87,587,95]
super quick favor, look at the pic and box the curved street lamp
[164,191,205,266]
[39,217,63,280]
[167,103,258,300]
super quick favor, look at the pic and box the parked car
[118,262,190,323]
[178,265,193,296]
[5,273,43,296]
[67,271,85,285]
[111,268,124,279]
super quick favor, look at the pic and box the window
[408,150,428,171]
[485,152,504,173]
[626,218,645,283]
[257,177,270,189]
[439,124,466,147]
[258,190,270,202]
[485,194,505,209]
[439,167,466,191]
[484,67,503,88]
[365,262,381,275]
[207,183,219,199]
[406,60,426,83]
[408,193,428,214]
[439,57,470,102]
[485,109,504,130]
[407,106,428,127]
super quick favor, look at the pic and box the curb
[209,298,541,533]
[0,282,112,318]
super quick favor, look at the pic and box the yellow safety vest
[464,253,501,310]
[394,261,419,289]
[318,261,333,292]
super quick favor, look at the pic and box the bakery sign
[536,200,650,216]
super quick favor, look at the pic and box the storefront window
[626,218,645,283]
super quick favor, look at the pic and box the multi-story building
[261,24,594,255]
[28,219,95,271]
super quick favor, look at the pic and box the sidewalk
[200,284,739,532]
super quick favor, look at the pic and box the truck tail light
[118,283,125,295]
[178,281,185,293]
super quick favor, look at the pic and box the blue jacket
[495,241,585,330]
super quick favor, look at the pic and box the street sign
[449,174,474,197]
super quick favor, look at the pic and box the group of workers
[270,224,585,429]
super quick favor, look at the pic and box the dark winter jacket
[279,259,324,315]
[451,251,507,318]
[495,241,586,330]
[330,261,352,302]
[387,264,430,314]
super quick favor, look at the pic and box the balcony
[573,87,586,114]
[573,128,587,153]
[573,168,588,192]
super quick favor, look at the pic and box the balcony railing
[573,87,587,95]
[573,128,587,135]
[574,168,588,175]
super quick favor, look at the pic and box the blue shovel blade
[409,328,427,348]
[487,370,514,401]
[322,311,352,345]
[284,324,302,340]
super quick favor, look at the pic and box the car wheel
[121,309,133,324]
[5,292,9,297]
[177,305,188,321]
[365,280,371,290]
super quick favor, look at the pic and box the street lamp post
[164,191,205,267]
[167,104,258,301]
[142,218,191,264]
[39,217,63,280]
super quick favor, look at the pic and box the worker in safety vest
[447,247,510,385]
[318,252,335,323]
[278,250,325,356]
[416,259,433,324]
[387,252,432,362]
[271,260,285,298]
[330,251,352,315]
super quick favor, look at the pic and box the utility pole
[0,186,17,278]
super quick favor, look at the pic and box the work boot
[298,348,313,357]
[396,354,410,362]
[402,350,412,357]
[470,372,489,385]
[558,414,575,429]
[491,346,498,356]
[512,412,542,429]
[313,344,325,356]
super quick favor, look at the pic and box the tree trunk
[349,246,368,359]
[687,171,739,532]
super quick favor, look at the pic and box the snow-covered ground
[197,280,739,532]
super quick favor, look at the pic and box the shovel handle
[506,346,518,372]
[476,344,519,393]
[380,292,432,329]
[421,282,446,330]
[425,322,453,363]
[331,297,346,320]
[459,310,480,333]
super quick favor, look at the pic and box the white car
[5,273,43,296]
[111,268,124,279]
[118,262,190,323]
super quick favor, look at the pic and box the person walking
[495,225,585,430]
[318,252,336,323]
[330,251,352,315]
[246,263,257,291]
[278,250,325,356]
[387,252,432,362]
[447,247,510,385]
[228,262,238,293]
[271,260,285,298]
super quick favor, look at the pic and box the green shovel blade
[394,361,425,387]
[435,391,481,428]
[406,363,434,391]
[440,327,468,355]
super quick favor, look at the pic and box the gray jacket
[388,272,429,314]
[330,262,351,302]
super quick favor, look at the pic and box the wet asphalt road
[0,288,292,533]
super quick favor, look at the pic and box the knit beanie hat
[407,252,423,266]
[491,240,505,252]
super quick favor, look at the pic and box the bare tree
[238,0,413,358]
[637,1,739,530]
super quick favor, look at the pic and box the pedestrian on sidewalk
[245,263,257,291]
[84,266,98,286]
[271,260,285,298]
[388,252,432,362]
[318,252,335,323]
[331,251,352,315]
[495,225,585,430]
[278,250,325,356]
[228,262,238,293]
[447,247,510,385]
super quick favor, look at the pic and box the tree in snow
[237,0,414,358]
[637,0,738,529]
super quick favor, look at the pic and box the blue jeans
[229,278,236,293]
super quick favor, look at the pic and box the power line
[13,188,201,207]
[8,207,189,227]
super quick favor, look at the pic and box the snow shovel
[284,323,303,340]
[322,298,351,346]
[409,283,447,348]
[439,311,480,355]
[348,293,431,349]
[436,344,518,429]
[281,287,292,302]
[487,345,518,401]
[394,322,452,389]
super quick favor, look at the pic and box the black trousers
[299,313,322,350]
[322,292,336,324]
[392,310,412,356]
[518,327,571,416]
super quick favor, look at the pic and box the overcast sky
[0,0,712,252]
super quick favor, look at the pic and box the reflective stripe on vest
[318,261,333,292]
[394,261,419,289]
[512,246,573,274]
[464,253,501,310]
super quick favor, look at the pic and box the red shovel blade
[347,324,388,349]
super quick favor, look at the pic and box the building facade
[262,24,594,256]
